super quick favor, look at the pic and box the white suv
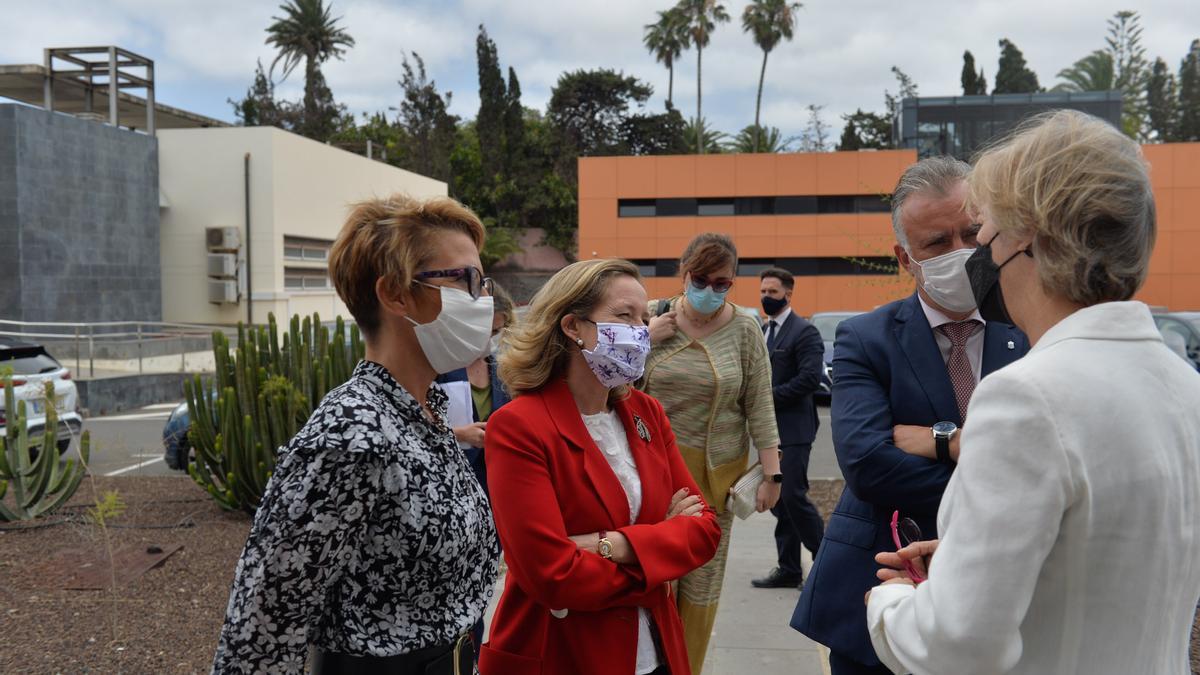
[0,339,83,453]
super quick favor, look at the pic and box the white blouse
[582,410,661,675]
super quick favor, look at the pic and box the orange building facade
[577,144,1200,315]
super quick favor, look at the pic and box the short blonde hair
[328,194,485,337]
[499,259,641,399]
[967,110,1156,306]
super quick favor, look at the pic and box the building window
[285,267,331,291]
[618,199,656,217]
[697,198,735,216]
[737,259,775,277]
[283,236,332,262]
[657,198,698,217]
[774,196,819,215]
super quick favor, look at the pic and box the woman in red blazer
[482,259,722,675]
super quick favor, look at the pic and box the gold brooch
[634,415,651,442]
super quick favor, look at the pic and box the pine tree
[1179,39,1200,142]
[961,51,985,95]
[476,26,507,184]
[1146,57,1179,142]
[994,39,1041,94]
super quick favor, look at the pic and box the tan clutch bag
[726,463,763,520]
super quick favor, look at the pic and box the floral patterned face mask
[580,322,651,388]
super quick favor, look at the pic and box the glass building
[896,91,1123,159]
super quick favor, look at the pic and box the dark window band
[617,195,890,218]
[630,257,898,277]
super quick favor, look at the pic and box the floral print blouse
[212,360,499,674]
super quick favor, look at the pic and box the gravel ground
[0,476,250,674]
[1,477,1196,674]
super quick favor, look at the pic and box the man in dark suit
[751,267,827,589]
[790,157,1030,674]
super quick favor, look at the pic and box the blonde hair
[328,194,486,337]
[967,110,1156,306]
[499,259,641,399]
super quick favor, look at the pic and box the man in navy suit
[751,267,827,589]
[791,157,1029,674]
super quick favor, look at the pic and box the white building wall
[158,127,447,326]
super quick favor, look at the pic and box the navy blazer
[768,311,826,447]
[790,293,1029,665]
[436,357,511,493]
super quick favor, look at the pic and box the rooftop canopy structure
[0,46,228,133]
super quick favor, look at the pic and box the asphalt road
[79,402,844,481]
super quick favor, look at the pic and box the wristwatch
[767,472,784,483]
[932,421,958,465]
[597,531,614,560]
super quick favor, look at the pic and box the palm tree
[742,0,802,152]
[727,124,796,153]
[266,0,355,132]
[643,8,691,108]
[676,0,731,153]
[684,117,729,154]
[1054,50,1115,92]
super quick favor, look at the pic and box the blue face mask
[686,284,728,315]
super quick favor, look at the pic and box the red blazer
[480,379,722,675]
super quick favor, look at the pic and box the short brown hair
[967,110,1155,306]
[328,194,486,337]
[760,267,794,290]
[680,232,738,278]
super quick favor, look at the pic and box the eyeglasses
[689,274,734,294]
[414,267,493,301]
[890,510,926,584]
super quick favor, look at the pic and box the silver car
[0,339,83,453]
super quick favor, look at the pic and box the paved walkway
[483,508,829,675]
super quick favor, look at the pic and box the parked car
[809,312,862,404]
[162,401,193,470]
[0,339,83,453]
[1153,312,1200,372]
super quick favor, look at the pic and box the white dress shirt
[917,294,985,382]
[867,302,1200,674]
[582,410,661,675]
[764,307,793,345]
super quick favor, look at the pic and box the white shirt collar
[767,307,793,326]
[917,293,984,330]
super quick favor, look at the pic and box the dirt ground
[1,477,1196,674]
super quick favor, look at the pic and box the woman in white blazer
[866,109,1200,674]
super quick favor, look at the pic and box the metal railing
[0,319,241,378]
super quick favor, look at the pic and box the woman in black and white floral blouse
[212,194,500,675]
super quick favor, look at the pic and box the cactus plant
[0,377,90,521]
[186,313,364,512]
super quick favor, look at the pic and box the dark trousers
[772,443,825,577]
[828,651,894,675]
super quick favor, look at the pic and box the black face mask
[761,295,789,317]
[965,233,1033,325]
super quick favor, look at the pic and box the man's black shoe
[751,567,802,589]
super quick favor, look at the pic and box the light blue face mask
[686,284,728,315]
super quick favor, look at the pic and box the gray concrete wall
[74,372,196,416]
[0,106,21,316]
[0,104,161,323]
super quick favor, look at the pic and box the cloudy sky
[2,0,1196,141]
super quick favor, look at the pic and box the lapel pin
[1007,340,1016,350]
[634,415,651,442]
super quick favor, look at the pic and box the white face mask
[407,285,494,374]
[488,332,503,356]
[907,247,977,313]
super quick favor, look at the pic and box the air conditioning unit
[208,279,239,304]
[207,253,238,279]
[206,226,240,252]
